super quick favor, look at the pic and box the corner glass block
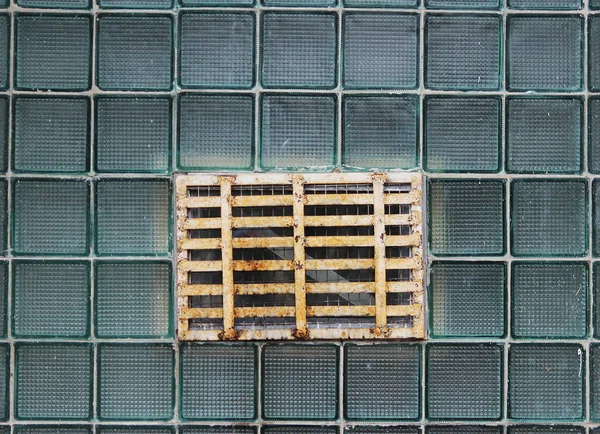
[263,344,338,420]
[0,346,7,421]
[592,344,600,421]
[588,98,600,173]
[511,180,587,257]
[14,97,90,173]
[425,0,500,8]
[95,97,171,173]
[346,428,420,434]
[0,264,6,338]
[97,428,173,434]
[511,262,588,339]
[97,15,173,91]
[180,344,256,420]
[0,15,8,91]
[263,428,337,434]
[508,428,585,434]
[261,13,337,89]
[424,97,501,172]
[427,428,503,434]
[428,180,505,256]
[181,429,256,434]
[98,344,174,420]
[95,179,171,256]
[506,97,582,174]
[342,13,418,89]
[343,0,415,9]
[178,94,253,170]
[15,344,93,420]
[425,15,501,90]
[508,0,581,8]
[345,344,420,420]
[15,427,93,434]
[507,15,583,91]
[13,179,89,256]
[17,0,90,7]
[15,14,91,91]
[594,263,600,337]
[589,16,600,91]
[342,95,418,170]
[426,344,503,420]
[260,95,336,170]
[99,0,173,7]
[0,98,7,173]
[13,261,90,338]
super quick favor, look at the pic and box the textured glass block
[508,0,581,8]
[507,16,583,91]
[17,0,90,7]
[15,427,92,434]
[0,98,8,173]
[181,429,255,434]
[0,264,6,338]
[95,261,171,338]
[512,262,588,339]
[589,17,600,91]
[344,0,415,8]
[263,428,337,434]
[428,180,505,256]
[180,13,254,89]
[15,15,91,91]
[95,179,170,256]
[0,181,7,256]
[425,0,499,7]
[180,344,256,420]
[588,98,600,173]
[592,181,600,256]
[345,344,420,420]
[14,97,90,173]
[97,428,173,434]
[13,261,90,338]
[260,95,335,170]
[0,1,6,7]
[594,263,600,337]
[13,180,89,256]
[511,180,587,257]
[263,0,335,6]
[98,344,174,420]
[592,344,600,421]
[508,428,585,434]
[426,344,503,420]
[424,97,501,172]
[427,428,502,434]
[15,344,92,420]
[506,97,582,174]
[180,0,253,7]
[342,95,418,169]
[261,13,337,89]
[0,346,7,421]
[342,13,418,89]
[0,15,9,90]
[346,429,419,434]
[97,15,173,91]
[593,0,600,8]
[95,97,171,173]
[99,0,172,7]
[425,15,501,90]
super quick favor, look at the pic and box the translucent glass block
[342,95,418,169]
[263,344,338,420]
[590,17,600,92]
[97,428,173,434]
[95,179,171,256]
[424,97,501,172]
[180,0,253,7]
[428,180,505,256]
[179,13,254,89]
[95,97,171,173]
[263,428,337,434]
[511,262,588,339]
[594,263,600,337]
[345,344,420,420]
[15,427,92,434]
[343,0,415,7]
[511,180,587,257]
[17,0,90,7]
[98,344,174,420]
[178,94,253,170]
[260,95,335,170]
[593,0,600,8]
[0,181,7,256]
[97,15,173,91]
[0,97,8,173]
[0,264,6,338]
[13,261,90,338]
[13,179,89,256]
[261,13,337,89]
[427,428,502,434]
[346,428,419,434]
[0,15,8,91]
[15,14,91,91]
[508,0,581,8]
[0,1,6,7]
[181,429,255,434]
[592,181,600,256]
[425,0,499,8]
[99,0,172,7]
[425,15,501,90]
[95,261,172,338]
[15,344,92,420]
[508,428,585,434]
[588,98,600,173]
[0,345,7,421]
[342,13,418,89]
[14,97,90,173]
[426,344,503,420]
[591,344,600,421]
[507,16,583,91]
[506,97,582,174]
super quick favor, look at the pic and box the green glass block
[342,95,418,169]
[344,0,415,8]
[507,16,583,91]
[511,262,588,339]
[426,344,503,420]
[96,428,172,434]
[13,261,90,338]
[509,428,585,434]
[179,13,254,89]
[14,97,90,173]
[0,1,6,7]
[427,428,502,434]
[594,263,600,337]
[508,0,581,8]
[0,15,9,91]
[591,344,600,421]
[97,15,173,91]
[261,13,337,89]
[15,427,92,434]
[95,179,171,256]
[346,429,419,434]
[98,344,174,420]
[0,264,6,338]
[99,0,173,7]
[17,0,90,7]
[425,15,501,90]
[511,180,587,257]
[506,97,582,173]
[342,13,418,89]
[15,344,92,420]
[262,0,335,8]
[180,0,253,7]
[593,0,600,8]
[428,180,505,256]
[588,98,600,173]
[425,0,499,8]
[180,343,256,421]
[0,181,6,257]
[263,428,337,434]
[15,14,91,91]
[181,429,255,434]
[0,97,8,173]
[592,181,600,256]
[345,344,420,420]
[589,16,600,91]
[260,95,336,170]
[13,179,89,256]
[508,344,584,420]
[95,261,171,338]
[0,346,8,421]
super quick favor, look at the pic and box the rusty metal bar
[293,175,308,338]
[373,175,387,333]
[220,177,236,340]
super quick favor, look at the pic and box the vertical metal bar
[293,175,307,338]
[372,174,387,333]
[410,173,425,338]
[175,175,190,340]
[220,176,236,340]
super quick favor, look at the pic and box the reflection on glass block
[509,428,584,434]
[99,0,172,7]
[16,427,92,434]
[0,97,7,173]
[427,428,503,434]
[263,428,337,434]
[17,0,90,7]
[425,0,499,7]
[0,346,7,421]
[592,344,600,421]
[181,428,256,434]
[97,428,173,434]
[508,0,581,8]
